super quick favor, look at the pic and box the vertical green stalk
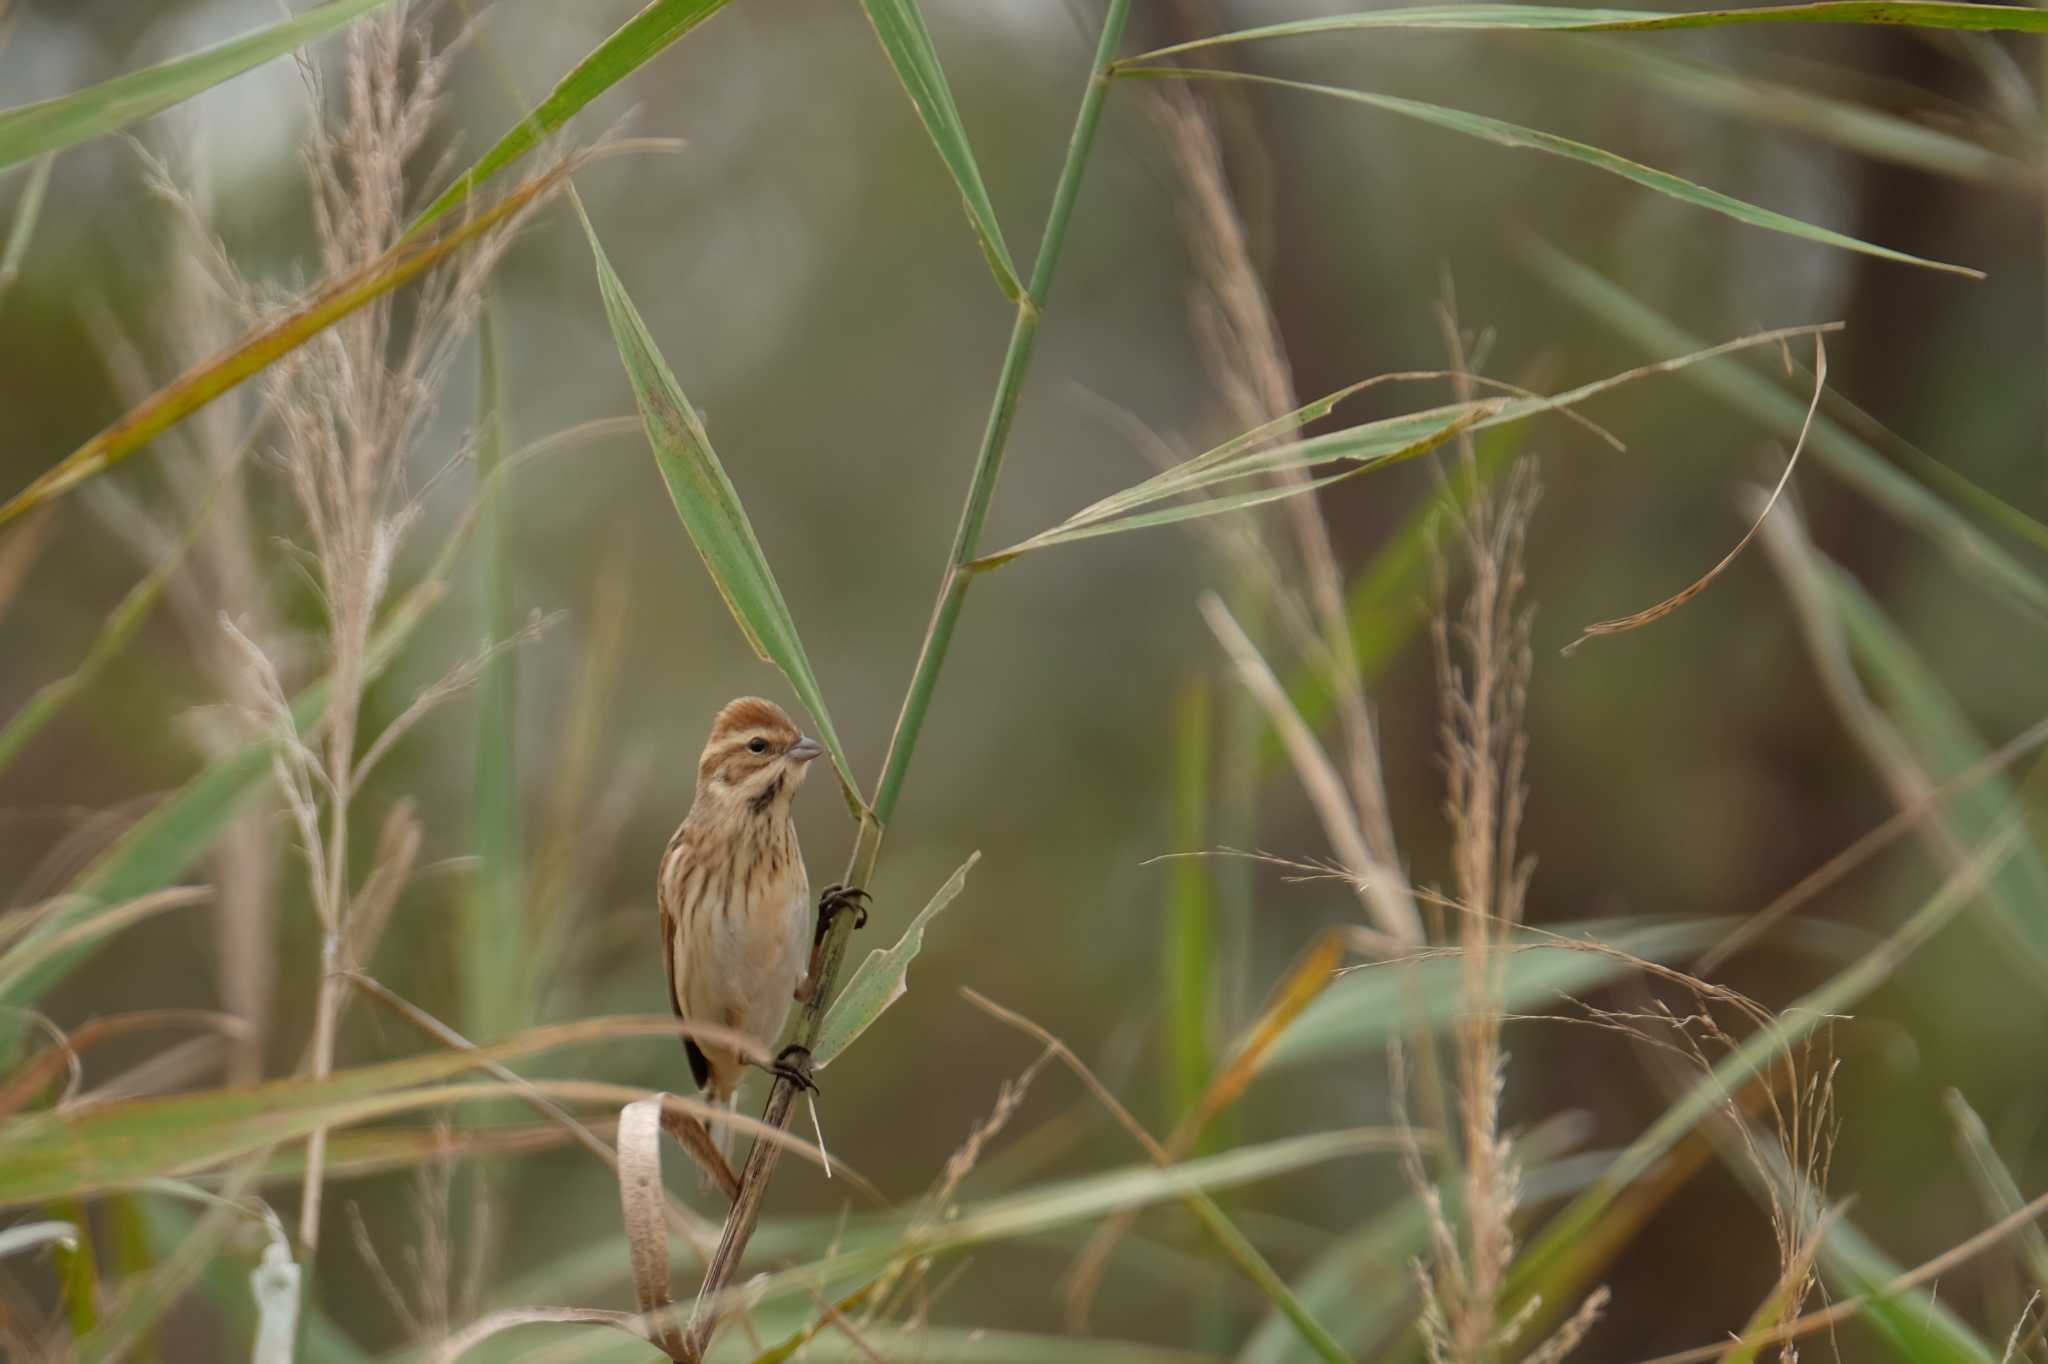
[869,0,1131,831]
[685,7,1131,1355]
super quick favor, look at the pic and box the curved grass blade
[0,0,397,171]
[0,162,573,528]
[409,0,732,236]
[0,1016,695,1208]
[814,853,977,1067]
[575,195,862,810]
[856,0,1021,297]
[1128,1,2048,63]
[1126,68,1979,278]
[1528,241,2048,618]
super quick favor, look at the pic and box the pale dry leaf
[617,1095,688,1360]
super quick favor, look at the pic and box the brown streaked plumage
[657,696,823,1176]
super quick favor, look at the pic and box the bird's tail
[701,1085,741,1191]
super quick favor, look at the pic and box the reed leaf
[409,0,733,234]
[574,196,862,810]
[0,1017,694,1208]
[1124,69,1979,277]
[1130,1,2048,63]
[1528,242,2048,618]
[857,0,1021,297]
[0,163,573,527]
[0,0,396,171]
[814,853,978,1067]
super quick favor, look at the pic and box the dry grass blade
[432,1307,649,1364]
[0,505,53,624]
[0,150,53,308]
[1063,929,1353,1338]
[620,1097,692,1360]
[347,970,729,1233]
[0,150,603,527]
[962,987,1360,1364]
[1699,710,2048,971]
[1567,335,1825,653]
[1634,1185,2048,1364]
[1201,592,1418,945]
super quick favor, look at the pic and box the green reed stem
[869,0,1131,830]
[681,6,1132,1358]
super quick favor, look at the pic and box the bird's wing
[659,840,712,1093]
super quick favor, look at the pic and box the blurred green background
[2,0,2046,1359]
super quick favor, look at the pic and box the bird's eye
[748,738,768,754]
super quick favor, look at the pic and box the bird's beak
[789,736,824,764]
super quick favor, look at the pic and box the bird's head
[694,696,823,812]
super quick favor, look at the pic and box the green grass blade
[972,410,1483,567]
[731,1129,1405,1310]
[1818,1216,2001,1364]
[409,0,732,235]
[0,0,396,170]
[1946,1090,2048,1294]
[814,854,977,1067]
[0,514,465,1030]
[1270,918,1727,1066]
[0,1017,686,1207]
[1543,37,2026,184]
[855,0,1021,297]
[1128,68,1980,278]
[1822,561,2048,970]
[0,163,570,528]
[1243,1150,1609,1364]
[574,196,862,811]
[981,318,1832,571]
[0,503,198,778]
[466,298,524,1044]
[1527,242,2048,619]
[1129,1,2048,62]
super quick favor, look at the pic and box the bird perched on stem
[657,696,867,1183]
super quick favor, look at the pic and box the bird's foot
[764,1043,819,1095]
[817,883,870,940]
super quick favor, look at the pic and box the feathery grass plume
[175,0,567,1262]
[1155,80,1421,949]
[88,126,288,1088]
[1408,457,1602,1363]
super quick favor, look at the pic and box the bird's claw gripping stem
[817,883,871,941]
[766,1043,818,1095]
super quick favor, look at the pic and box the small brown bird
[656,697,863,1175]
